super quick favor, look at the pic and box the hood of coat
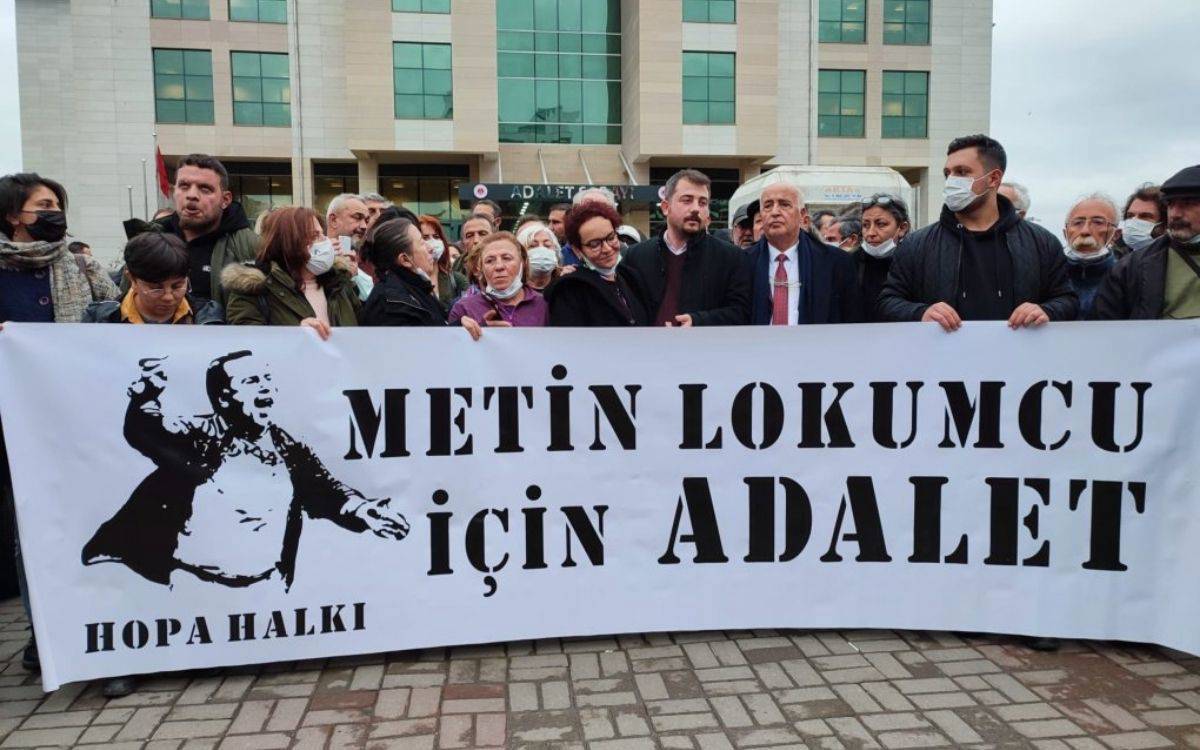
[221,256,354,295]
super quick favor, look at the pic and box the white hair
[516,221,563,264]
[1001,182,1031,213]
[761,181,806,207]
[572,187,617,209]
[1066,192,1119,223]
[359,192,389,205]
[326,192,364,218]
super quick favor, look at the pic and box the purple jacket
[448,287,549,328]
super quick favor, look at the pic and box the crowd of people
[4,136,1197,340]
[1,134,1199,695]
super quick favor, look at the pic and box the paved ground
[0,600,1199,749]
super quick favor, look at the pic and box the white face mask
[861,238,896,259]
[306,238,336,275]
[1063,242,1111,264]
[1119,218,1158,251]
[527,247,559,274]
[585,253,621,278]
[425,238,445,262]
[944,174,988,213]
[485,264,524,300]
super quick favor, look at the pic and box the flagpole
[152,131,161,211]
[127,186,134,219]
[141,159,149,220]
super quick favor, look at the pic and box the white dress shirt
[768,242,800,326]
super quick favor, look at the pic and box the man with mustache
[624,169,750,326]
[1061,194,1119,319]
[83,351,408,589]
[745,182,862,325]
[1093,165,1200,319]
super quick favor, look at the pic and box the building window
[682,0,735,23]
[393,43,453,119]
[496,0,621,145]
[313,163,360,216]
[682,52,735,125]
[818,0,866,43]
[229,0,286,23]
[882,70,928,138]
[380,164,470,232]
[153,48,214,124]
[150,0,210,19]
[226,162,293,222]
[232,52,291,127]
[883,0,929,45]
[392,0,451,11]
[817,69,865,137]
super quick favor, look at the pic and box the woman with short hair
[0,172,118,323]
[360,218,447,327]
[84,233,223,324]
[856,193,911,322]
[516,221,563,292]
[448,231,548,331]
[222,206,359,338]
[545,202,652,327]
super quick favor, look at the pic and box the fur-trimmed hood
[221,257,354,295]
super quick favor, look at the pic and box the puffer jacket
[82,294,224,324]
[876,195,1079,322]
[221,257,361,326]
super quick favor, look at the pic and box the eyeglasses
[1067,217,1116,230]
[136,280,190,299]
[581,232,620,251]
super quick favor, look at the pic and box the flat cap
[1162,165,1200,201]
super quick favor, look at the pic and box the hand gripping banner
[0,322,1191,690]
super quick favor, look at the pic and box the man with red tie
[746,182,862,325]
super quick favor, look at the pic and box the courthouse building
[14,0,992,258]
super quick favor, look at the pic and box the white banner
[0,322,1193,690]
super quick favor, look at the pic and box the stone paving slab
[1,599,1199,748]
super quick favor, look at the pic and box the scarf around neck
[0,238,95,322]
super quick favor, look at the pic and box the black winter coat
[853,249,894,322]
[1090,236,1172,320]
[623,232,751,325]
[359,268,447,327]
[544,264,652,327]
[876,196,1079,322]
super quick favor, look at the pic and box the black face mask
[24,210,68,243]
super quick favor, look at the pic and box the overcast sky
[0,0,1194,235]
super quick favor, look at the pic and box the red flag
[155,147,171,199]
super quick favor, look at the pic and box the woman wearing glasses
[448,231,549,332]
[84,233,223,324]
[545,202,652,327]
[856,193,911,322]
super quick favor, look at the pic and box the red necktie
[772,254,789,326]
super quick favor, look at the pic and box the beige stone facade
[15,0,991,260]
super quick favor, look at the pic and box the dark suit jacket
[623,232,751,325]
[746,231,863,325]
